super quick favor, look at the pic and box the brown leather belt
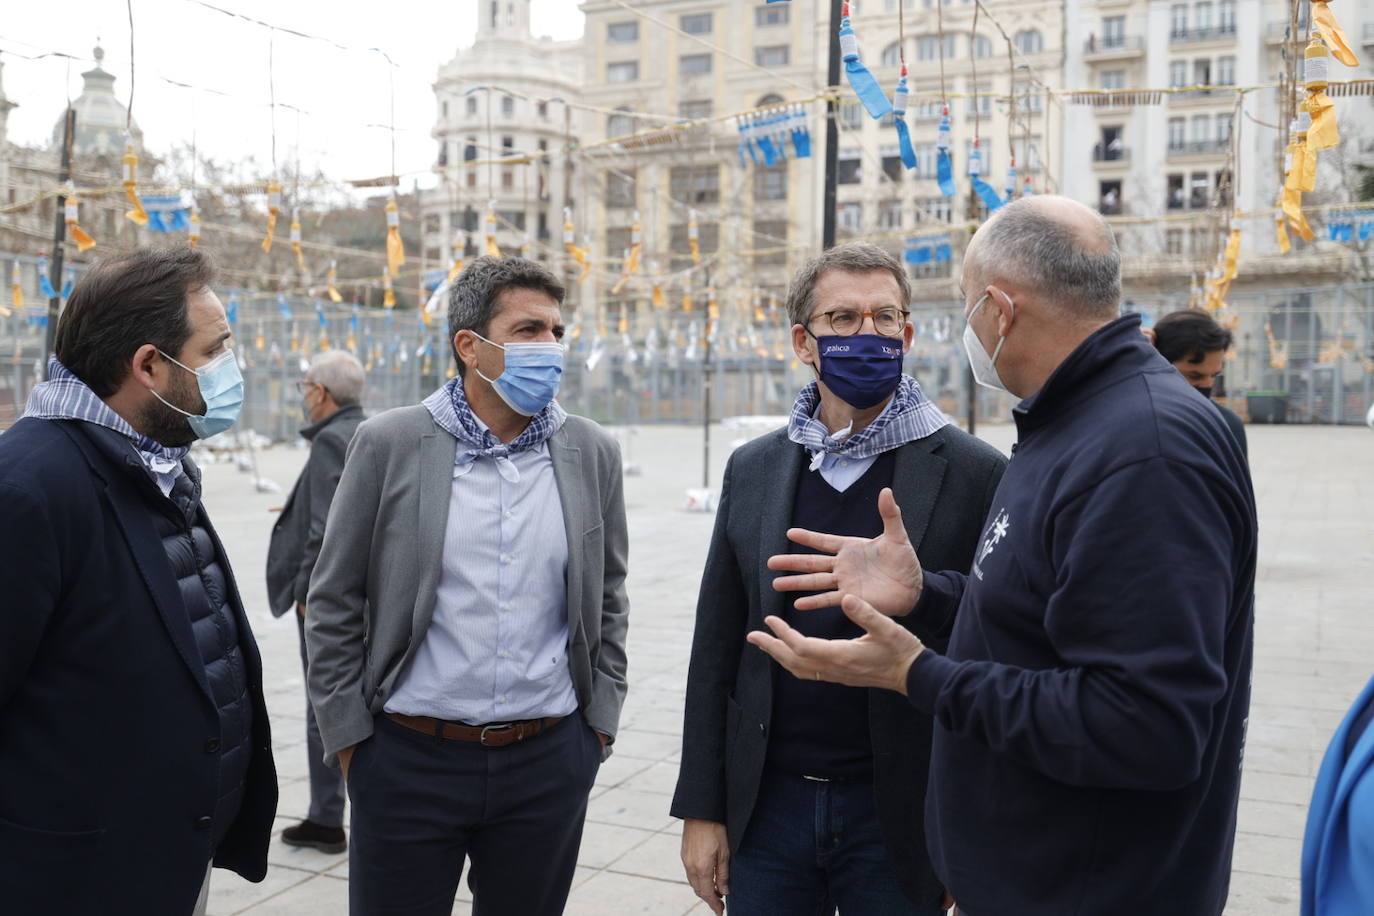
[384,712,566,747]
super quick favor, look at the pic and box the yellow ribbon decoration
[611,212,643,295]
[1303,35,1339,151]
[64,193,97,252]
[1310,1,1359,68]
[255,323,266,351]
[484,204,501,258]
[563,210,587,269]
[289,322,300,353]
[327,261,343,303]
[1282,187,1315,241]
[385,196,405,276]
[651,283,666,309]
[579,240,592,284]
[262,180,283,253]
[5,261,21,315]
[688,211,701,265]
[187,208,201,248]
[121,145,149,226]
[1274,208,1291,255]
[449,233,466,281]
[290,209,306,271]
[383,266,396,308]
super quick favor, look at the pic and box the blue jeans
[727,771,944,916]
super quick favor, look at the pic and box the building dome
[52,44,142,156]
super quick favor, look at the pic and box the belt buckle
[479,723,515,746]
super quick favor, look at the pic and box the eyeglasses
[294,380,318,394]
[808,307,910,338]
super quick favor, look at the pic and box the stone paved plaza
[201,421,1374,915]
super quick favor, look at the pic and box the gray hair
[968,198,1121,319]
[785,242,912,328]
[308,349,365,406]
[447,256,565,376]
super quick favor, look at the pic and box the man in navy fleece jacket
[751,196,1257,916]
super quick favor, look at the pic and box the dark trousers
[726,771,944,916]
[297,612,346,828]
[347,712,602,916]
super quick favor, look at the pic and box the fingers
[770,572,836,593]
[716,844,730,898]
[840,593,901,637]
[767,552,835,574]
[877,488,910,545]
[685,872,724,915]
[791,590,843,611]
[782,526,851,555]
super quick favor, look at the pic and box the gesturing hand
[747,594,925,695]
[767,487,924,617]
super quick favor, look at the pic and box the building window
[671,165,720,204]
[497,210,525,231]
[1096,126,1125,161]
[464,137,478,161]
[1098,180,1122,215]
[1190,113,1210,145]
[1167,174,1185,209]
[836,202,863,235]
[681,12,712,34]
[1014,29,1043,54]
[757,93,786,107]
[467,172,478,188]
[501,135,514,154]
[442,100,449,119]
[754,164,788,201]
[502,95,514,117]
[502,169,514,190]
[881,147,905,182]
[917,197,953,223]
[1167,118,1185,151]
[537,101,549,119]
[1169,60,1188,88]
[916,34,958,61]
[1217,56,1235,86]
[879,200,903,230]
[755,45,790,67]
[681,53,713,76]
[1166,228,1184,254]
[1101,16,1126,47]
[1170,4,1188,39]
[1219,0,1236,33]
[838,100,864,130]
[756,3,789,26]
[1101,69,1126,90]
[670,222,718,269]
[1190,171,1209,208]
[753,220,788,265]
[608,21,638,42]
[1194,2,1213,33]
[608,108,636,138]
[607,61,639,83]
[914,90,942,122]
[837,152,862,184]
[466,96,478,115]
[607,170,636,208]
[1215,168,1233,207]
[1193,58,1211,87]
[1012,136,1043,171]
[679,99,713,120]
[913,143,939,179]
[972,35,993,59]
[881,42,903,67]
[966,84,992,117]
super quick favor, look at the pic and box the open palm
[767,488,924,617]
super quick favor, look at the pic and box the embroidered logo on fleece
[972,509,1010,581]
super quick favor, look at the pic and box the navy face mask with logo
[812,333,904,409]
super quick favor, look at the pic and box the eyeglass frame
[805,307,912,338]
[293,379,321,395]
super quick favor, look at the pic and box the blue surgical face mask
[474,334,565,417]
[809,332,904,409]
[152,348,245,439]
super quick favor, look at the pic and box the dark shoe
[281,819,346,854]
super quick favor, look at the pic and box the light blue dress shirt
[384,428,578,725]
[803,408,879,493]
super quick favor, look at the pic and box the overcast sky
[1,0,584,188]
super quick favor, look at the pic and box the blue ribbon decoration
[839,16,892,120]
[936,114,956,197]
[38,257,58,299]
[278,292,294,320]
[790,107,812,158]
[142,195,191,233]
[60,266,74,299]
[892,72,916,170]
[968,145,1006,212]
[1004,166,1017,203]
[757,120,779,168]
[226,292,239,325]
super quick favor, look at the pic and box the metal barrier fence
[3,282,1372,436]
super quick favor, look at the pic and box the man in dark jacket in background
[266,348,365,853]
[0,248,277,914]
[755,196,1257,916]
[1149,308,1248,456]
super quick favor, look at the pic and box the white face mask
[962,292,1014,394]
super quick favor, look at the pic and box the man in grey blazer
[265,349,366,854]
[672,243,1006,915]
[305,257,629,916]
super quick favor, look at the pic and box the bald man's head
[964,195,1121,321]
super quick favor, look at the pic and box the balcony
[1168,86,1236,104]
[1170,24,1237,44]
[1167,139,1230,158]
[1083,35,1145,60]
[1092,145,1130,163]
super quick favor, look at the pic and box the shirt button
[500,603,511,612]
[497,697,507,704]
[204,738,220,753]
[195,816,212,830]
[503,511,513,520]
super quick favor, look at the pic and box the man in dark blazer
[672,243,1006,915]
[0,247,277,914]
[266,348,366,854]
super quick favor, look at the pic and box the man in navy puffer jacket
[753,196,1257,916]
